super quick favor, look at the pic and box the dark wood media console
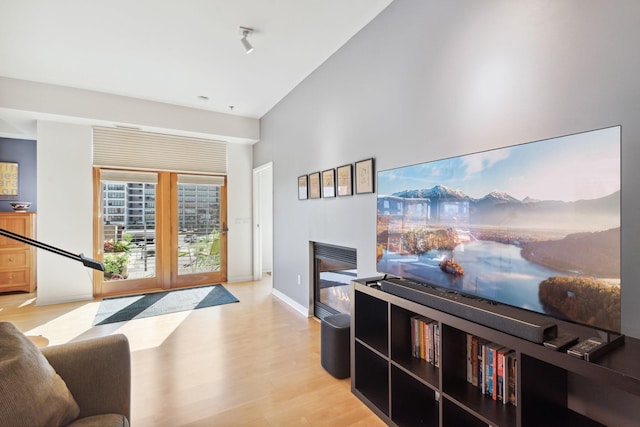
[351,278,640,426]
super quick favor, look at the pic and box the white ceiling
[0,0,393,122]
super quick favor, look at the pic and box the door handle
[221,223,229,234]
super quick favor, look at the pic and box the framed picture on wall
[298,175,308,200]
[355,158,375,194]
[336,164,353,196]
[0,162,19,200]
[322,168,336,198]
[308,172,321,199]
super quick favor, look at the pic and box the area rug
[93,284,239,325]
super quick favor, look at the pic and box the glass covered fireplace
[312,242,357,320]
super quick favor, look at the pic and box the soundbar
[379,278,557,343]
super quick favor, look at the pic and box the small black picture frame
[355,158,375,194]
[308,172,321,199]
[322,168,336,198]
[298,175,308,200]
[336,164,353,197]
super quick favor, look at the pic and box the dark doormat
[93,284,239,325]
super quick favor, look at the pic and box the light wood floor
[0,276,385,427]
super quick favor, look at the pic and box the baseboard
[226,275,254,283]
[272,288,310,317]
[35,293,93,306]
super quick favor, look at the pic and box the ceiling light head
[239,26,254,54]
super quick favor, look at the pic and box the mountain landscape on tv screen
[393,185,619,233]
[390,184,620,278]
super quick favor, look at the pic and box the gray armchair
[0,321,131,427]
[42,334,131,426]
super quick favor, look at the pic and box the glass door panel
[98,170,161,295]
[172,174,226,286]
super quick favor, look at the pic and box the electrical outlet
[297,274,301,285]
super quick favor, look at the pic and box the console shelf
[351,279,640,426]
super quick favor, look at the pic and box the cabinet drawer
[0,269,29,286]
[0,251,29,268]
[0,218,30,249]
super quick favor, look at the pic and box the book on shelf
[434,323,440,368]
[426,320,434,363]
[410,316,439,367]
[484,342,492,395]
[477,338,489,393]
[506,352,517,406]
[465,333,516,406]
[497,348,513,403]
[466,334,474,383]
[420,318,426,360]
[470,335,479,387]
[411,316,420,358]
[485,342,502,400]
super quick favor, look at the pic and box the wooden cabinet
[0,212,36,293]
[352,279,640,427]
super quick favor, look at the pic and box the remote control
[543,333,579,351]
[567,337,605,359]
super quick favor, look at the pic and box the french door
[93,169,227,297]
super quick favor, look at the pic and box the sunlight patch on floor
[113,310,192,352]
[25,301,103,346]
[24,300,194,352]
[19,297,37,308]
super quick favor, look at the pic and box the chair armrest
[41,334,131,421]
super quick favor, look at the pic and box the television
[376,126,621,333]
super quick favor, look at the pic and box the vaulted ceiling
[0,0,393,125]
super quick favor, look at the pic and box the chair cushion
[67,414,130,427]
[0,322,80,427]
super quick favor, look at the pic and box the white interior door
[253,163,273,281]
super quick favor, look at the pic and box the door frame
[93,168,227,297]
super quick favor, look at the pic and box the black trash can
[320,313,351,379]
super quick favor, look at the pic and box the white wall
[227,143,254,282]
[36,121,94,304]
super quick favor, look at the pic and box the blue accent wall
[0,138,37,212]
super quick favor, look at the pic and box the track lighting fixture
[239,26,254,54]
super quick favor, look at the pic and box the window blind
[178,174,225,186]
[93,127,228,174]
[100,169,158,183]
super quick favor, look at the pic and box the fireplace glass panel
[313,242,357,319]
